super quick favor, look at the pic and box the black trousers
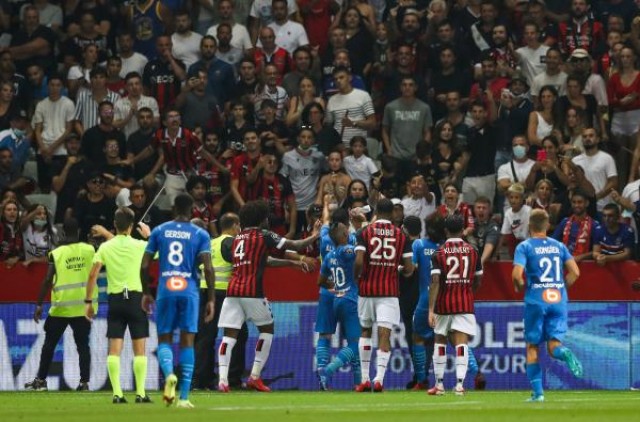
[193,289,248,388]
[37,316,91,382]
[399,271,419,382]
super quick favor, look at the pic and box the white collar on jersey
[374,219,391,224]
[447,237,464,242]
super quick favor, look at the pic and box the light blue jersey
[320,244,358,303]
[412,238,439,306]
[318,225,357,297]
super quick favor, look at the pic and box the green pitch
[1,391,638,422]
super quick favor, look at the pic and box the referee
[85,207,152,404]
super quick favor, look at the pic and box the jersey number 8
[168,241,184,266]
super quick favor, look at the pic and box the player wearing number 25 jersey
[513,209,583,402]
[354,199,413,392]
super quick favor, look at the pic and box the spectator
[20,203,57,265]
[105,56,126,98]
[253,27,291,83]
[558,0,605,56]
[500,183,532,258]
[556,161,598,220]
[257,99,290,155]
[0,147,28,194]
[336,6,373,78]
[223,101,252,151]
[114,72,160,138]
[142,35,186,115]
[322,49,367,98]
[527,85,558,148]
[0,81,18,130]
[552,188,600,261]
[301,102,341,156]
[487,23,516,78]
[567,48,609,110]
[281,127,326,233]
[266,0,309,54]
[469,53,510,108]
[171,10,202,70]
[8,5,56,74]
[592,203,634,265]
[555,106,585,154]
[0,199,23,267]
[315,151,351,206]
[73,68,121,136]
[64,11,109,62]
[326,66,376,148]
[524,0,558,46]
[249,0,300,44]
[195,131,232,216]
[559,76,605,139]
[380,43,428,104]
[66,44,100,100]
[232,59,259,118]
[51,134,90,223]
[189,36,236,107]
[530,48,567,106]
[286,75,324,127]
[128,0,173,60]
[496,73,533,164]
[298,0,339,55]
[525,135,571,197]
[254,63,289,122]
[469,196,499,266]
[382,76,433,184]
[21,0,63,31]
[175,68,221,132]
[343,136,379,190]
[429,46,472,122]
[401,174,436,237]
[80,101,127,166]
[100,138,135,190]
[25,63,51,103]
[256,151,296,238]
[187,175,217,237]
[431,121,462,191]
[282,47,321,99]
[127,185,163,240]
[515,22,550,87]
[126,107,159,186]
[215,23,244,69]
[0,112,31,174]
[598,30,623,82]
[414,142,442,206]
[436,183,475,238]
[117,32,148,79]
[497,135,536,195]
[572,127,618,212]
[73,173,116,245]
[206,0,253,53]
[343,179,369,210]
[229,128,263,207]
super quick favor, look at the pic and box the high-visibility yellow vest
[49,243,97,317]
[200,234,233,291]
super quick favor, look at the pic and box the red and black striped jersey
[355,219,411,297]
[437,203,475,232]
[142,58,185,114]
[230,152,262,202]
[256,174,293,232]
[152,127,201,174]
[191,202,216,225]
[195,154,231,205]
[227,228,286,298]
[431,238,483,315]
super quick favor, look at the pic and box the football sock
[157,343,174,378]
[358,337,372,382]
[349,342,361,386]
[468,347,479,376]
[412,344,427,383]
[250,333,273,379]
[526,362,544,397]
[424,339,435,383]
[551,346,569,362]
[217,336,237,384]
[373,350,391,383]
[316,337,331,372]
[455,344,469,385]
[178,347,194,400]
[433,343,447,385]
[133,356,147,397]
[325,345,355,376]
[106,355,122,397]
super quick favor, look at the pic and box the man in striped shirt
[73,68,121,136]
[428,214,483,396]
[354,198,414,392]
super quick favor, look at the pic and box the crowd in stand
[0,0,639,269]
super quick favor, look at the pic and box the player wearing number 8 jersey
[142,194,215,409]
[354,198,414,392]
[217,200,321,393]
[428,214,482,396]
[513,209,583,403]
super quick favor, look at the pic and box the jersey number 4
[370,237,396,260]
[234,239,245,260]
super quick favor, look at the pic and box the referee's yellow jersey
[93,235,147,294]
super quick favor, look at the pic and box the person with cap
[51,134,92,224]
[568,48,609,111]
[428,213,483,396]
[85,208,152,404]
[496,70,533,168]
[0,108,31,174]
[25,218,96,392]
[73,171,117,245]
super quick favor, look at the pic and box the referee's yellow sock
[107,355,123,397]
[133,356,148,397]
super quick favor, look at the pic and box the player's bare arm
[84,262,103,321]
[354,250,364,281]
[283,220,322,251]
[428,273,440,328]
[512,264,525,292]
[400,255,414,277]
[473,273,483,293]
[140,252,156,314]
[199,252,216,323]
[34,263,56,323]
[564,259,580,287]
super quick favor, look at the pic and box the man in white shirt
[215,23,244,69]
[572,127,618,212]
[171,10,203,69]
[326,66,376,148]
[530,47,567,104]
[206,0,253,53]
[497,135,536,194]
[568,48,609,108]
[113,73,160,138]
[401,174,436,237]
[249,0,299,44]
[265,0,308,54]
[515,22,549,87]
[117,33,148,78]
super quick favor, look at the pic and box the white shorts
[164,172,187,204]
[218,297,274,329]
[358,297,400,330]
[434,313,477,337]
[611,109,640,136]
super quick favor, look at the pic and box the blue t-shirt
[320,244,358,303]
[412,238,439,303]
[593,223,634,255]
[318,224,357,297]
[514,237,573,306]
[145,221,211,299]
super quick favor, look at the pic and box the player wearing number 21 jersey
[513,209,583,403]
[354,199,413,392]
[428,214,482,396]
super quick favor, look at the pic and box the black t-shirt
[314,126,342,156]
[465,125,499,177]
[415,162,442,205]
[127,129,158,180]
[10,25,56,74]
[52,158,92,223]
[129,204,165,240]
[73,195,117,242]
[81,126,127,165]
[101,163,135,182]
[346,30,374,78]
[257,120,289,149]
[221,236,234,262]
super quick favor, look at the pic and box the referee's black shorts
[107,291,149,339]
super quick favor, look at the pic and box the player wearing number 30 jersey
[513,209,583,403]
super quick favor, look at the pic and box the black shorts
[107,291,149,339]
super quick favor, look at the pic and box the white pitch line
[209,402,483,412]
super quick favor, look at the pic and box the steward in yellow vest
[26,218,95,392]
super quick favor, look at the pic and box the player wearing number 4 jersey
[354,199,414,393]
[217,200,320,393]
[513,209,583,403]
[428,214,483,396]
[142,194,216,409]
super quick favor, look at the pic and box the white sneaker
[454,384,465,396]
[162,374,178,406]
[176,400,195,409]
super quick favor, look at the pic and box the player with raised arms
[512,209,583,402]
[217,200,321,393]
[141,193,216,408]
[428,214,483,396]
[354,198,414,392]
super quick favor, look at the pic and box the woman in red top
[607,46,640,185]
[299,0,340,56]
[436,183,475,238]
[0,199,23,268]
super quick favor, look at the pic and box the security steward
[26,218,96,392]
[193,213,249,390]
[85,207,152,404]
